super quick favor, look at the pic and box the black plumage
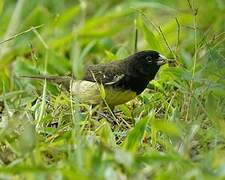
[21,50,166,106]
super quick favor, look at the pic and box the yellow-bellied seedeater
[22,50,166,107]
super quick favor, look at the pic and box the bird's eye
[146,57,152,63]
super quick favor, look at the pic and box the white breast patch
[71,80,102,104]
[71,80,137,106]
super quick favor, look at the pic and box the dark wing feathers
[83,60,127,85]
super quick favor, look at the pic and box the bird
[22,50,166,108]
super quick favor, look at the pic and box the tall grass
[0,0,224,179]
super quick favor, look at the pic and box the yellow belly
[71,80,136,106]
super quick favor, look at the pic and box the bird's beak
[157,54,167,65]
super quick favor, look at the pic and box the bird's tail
[20,75,71,81]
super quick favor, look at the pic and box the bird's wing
[83,62,126,86]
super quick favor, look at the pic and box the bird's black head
[128,50,166,79]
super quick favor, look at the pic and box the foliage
[0,0,225,179]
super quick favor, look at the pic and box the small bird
[22,50,166,108]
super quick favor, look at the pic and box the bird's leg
[97,111,114,123]
[93,102,119,125]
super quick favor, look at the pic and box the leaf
[98,119,115,146]
[0,67,10,92]
[114,149,133,168]
[123,117,149,153]
[18,122,36,154]
[205,93,218,119]
[164,67,192,81]
[151,119,180,137]
[53,5,81,27]
[136,152,178,164]
[13,57,40,76]
[71,40,96,79]
[116,46,129,59]
[128,1,177,12]
[138,17,161,51]
[209,85,225,97]
[118,105,132,118]
[47,50,71,75]
[0,0,4,15]
[99,83,106,100]
[104,50,117,60]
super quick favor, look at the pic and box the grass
[0,0,225,179]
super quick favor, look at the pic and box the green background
[0,0,224,179]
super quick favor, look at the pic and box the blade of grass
[32,28,49,131]
[133,19,138,53]
[0,25,44,46]
[0,0,27,58]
